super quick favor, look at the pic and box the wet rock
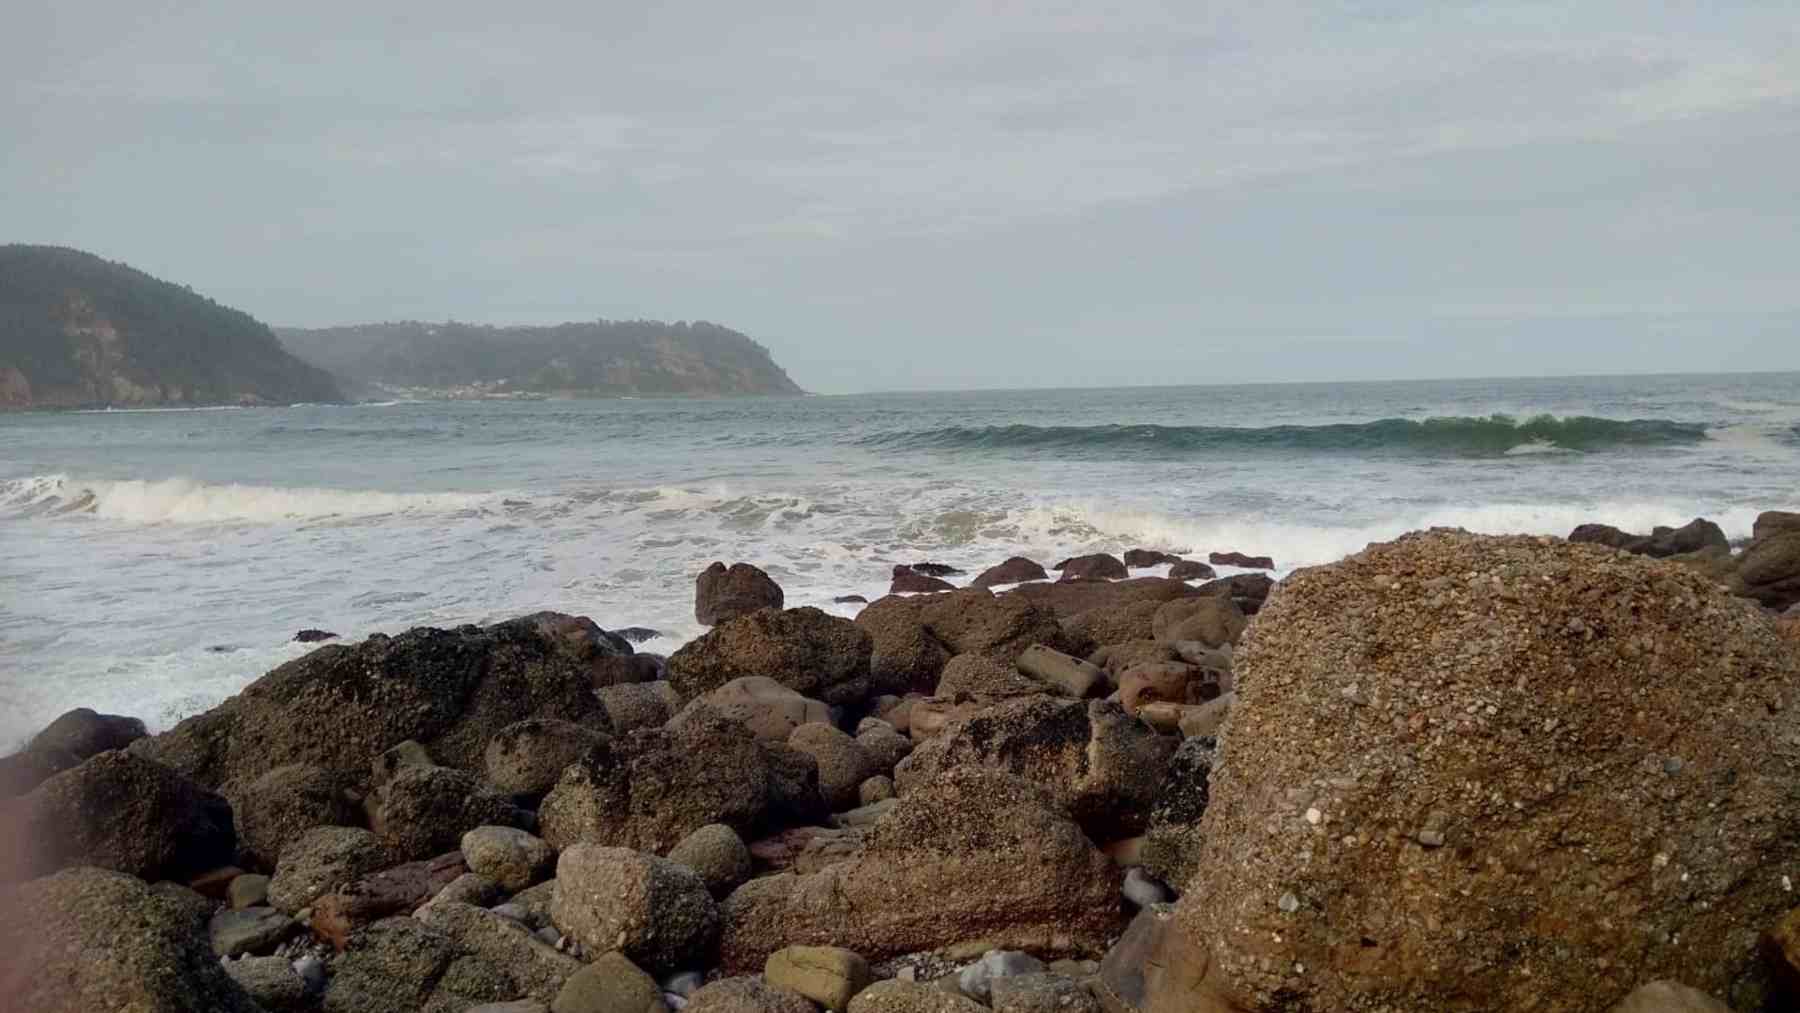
[848,980,987,1013]
[134,616,609,787]
[766,944,873,1009]
[972,556,1050,588]
[463,825,557,891]
[1160,531,1800,1010]
[224,762,359,870]
[0,749,235,882]
[668,607,873,706]
[918,588,1085,663]
[1124,549,1183,568]
[717,769,1122,970]
[686,975,818,1013]
[683,676,832,743]
[668,822,753,896]
[1207,551,1273,570]
[697,562,786,626]
[485,718,610,799]
[551,844,720,974]
[554,951,670,1013]
[366,763,526,861]
[1149,596,1245,648]
[892,565,957,593]
[789,722,878,812]
[211,905,298,957]
[27,707,147,760]
[896,695,1175,838]
[1166,560,1215,581]
[599,681,684,732]
[1571,518,1729,560]
[1006,577,1196,620]
[0,867,263,1013]
[1093,904,1204,1013]
[310,850,468,948]
[1057,553,1128,582]
[267,825,392,914]
[539,707,773,853]
[295,628,339,643]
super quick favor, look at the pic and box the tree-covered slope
[0,246,342,409]
[278,320,805,397]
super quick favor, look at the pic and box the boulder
[765,944,873,1009]
[990,972,1099,1013]
[1608,982,1734,1012]
[668,822,753,896]
[462,826,557,891]
[789,723,879,812]
[1192,573,1275,614]
[1157,530,1800,1011]
[430,870,503,908]
[324,915,513,1013]
[859,776,895,804]
[1736,529,1800,611]
[717,769,1123,970]
[366,763,525,861]
[1015,644,1106,698]
[667,607,873,706]
[1061,598,1165,648]
[687,676,832,743]
[959,950,1046,1002]
[0,867,263,1013]
[295,628,339,642]
[972,556,1049,588]
[917,588,1084,663]
[26,707,146,760]
[1123,549,1183,568]
[1166,560,1215,581]
[0,748,76,799]
[550,844,719,973]
[1117,661,1226,717]
[904,697,984,742]
[855,722,914,773]
[1206,551,1273,570]
[697,561,786,626]
[209,905,298,957]
[229,872,270,909]
[598,681,683,732]
[1092,640,1179,678]
[1755,510,1800,542]
[134,617,609,788]
[0,749,235,882]
[759,739,831,828]
[857,595,954,696]
[223,762,359,870]
[848,979,989,1013]
[1138,737,1216,890]
[483,718,609,798]
[553,951,669,1013]
[505,610,636,681]
[892,565,957,593]
[686,976,817,1013]
[1176,692,1233,739]
[1057,553,1128,582]
[310,850,467,948]
[935,653,1041,701]
[1149,596,1245,648]
[372,739,437,785]
[267,825,393,914]
[1093,904,1204,1013]
[898,695,1175,838]
[1570,518,1729,560]
[416,900,582,1004]
[1007,577,1197,620]
[539,708,773,853]
[225,955,310,1011]
[909,562,965,577]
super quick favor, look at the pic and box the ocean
[3,372,1799,748]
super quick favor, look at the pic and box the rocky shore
[3,515,1800,1013]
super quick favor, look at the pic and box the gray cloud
[5,1,1797,391]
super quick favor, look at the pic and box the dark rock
[758,740,830,828]
[462,825,556,892]
[1138,737,1216,890]
[1207,551,1274,569]
[1571,518,1729,560]
[971,556,1050,588]
[366,763,526,861]
[1057,553,1129,582]
[223,762,359,870]
[1007,577,1197,619]
[598,681,683,732]
[1192,572,1276,614]
[588,651,665,688]
[310,850,468,949]
[788,723,878,812]
[1755,511,1800,542]
[1061,598,1166,647]
[895,696,1175,839]
[856,595,954,696]
[615,626,664,644]
[1167,559,1215,581]
[539,707,773,853]
[935,654,1042,701]
[210,905,298,957]
[267,825,392,914]
[225,955,310,1011]
[295,628,339,643]
[834,594,870,605]
[1150,595,1246,647]
[1123,549,1183,568]
[667,606,873,706]
[485,718,610,799]
[0,867,263,1013]
[1737,529,1800,612]
[0,749,235,882]
[918,588,1086,663]
[677,676,831,743]
[697,561,785,626]
[371,739,436,786]
[908,562,965,577]
[27,707,147,760]
[324,915,513,1013]
[892,565,957,594]
[0,747,77,798]
[133,617,609,788]
[415,900,581,1004]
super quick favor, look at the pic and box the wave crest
[0,474,494,524]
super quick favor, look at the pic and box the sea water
[3,372,1798,747]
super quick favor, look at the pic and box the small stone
[858,775,896,805]
[554,951,669,1013]
[462,825,558,892]
[229,874,271,910]
[1304,807,1322,825]
[1418,829,1446,848]
[957,950,1047,1003]
[1277,892,1300,913]
[292,954,327,995]
[766,944,874,1010]
[1663,756,1685,775]
[224,955,308,1012]
[210,906,298,958]
[1122,867,1170,908]
[668,823,754,897]
[663,971,705,998]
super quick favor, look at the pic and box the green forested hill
[278,320,805,397]
[0,246,342,409]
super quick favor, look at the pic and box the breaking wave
[854,415,1711,458]
[0,474,494,524]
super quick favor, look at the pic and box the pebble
[292,954,328,995]
[1663,756,1684,775]
[1278,892,1300,913]
[958,950,1046,1002]
[663,971,705,997]
[1304,807,1323,825]
[1418,829,1446,848]
[1122,868,1170,908]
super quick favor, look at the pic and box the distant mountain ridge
[279,320,806,398]
[0,245,343,410]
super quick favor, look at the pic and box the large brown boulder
[133,617,609,788]
[551,844,719,973]
[365,764,525,861]
[971,556,1049,588]
[1735,529,1800,611]
[0,867,263,1013]
[697,562,785,626]
[1156,530,1800,1012]
[934,654,1041,701]
[895,696,1175,838]
[1057,553,1128,582]
[27,707,147,760]
[917,588,1084,663]
[1149,595,1245,647]
[1061,598,1165,647]
[1006,577,1195,620]
[323,915,515,1013]
[891,566,956,594]
[484,718,609,798]
[856,595,953,696]
[681,676,832,743]
[223,762,359,870]
[539,707,773,854]
[0,750,235,882]
[667,607,873,706]
[1569,518,1729,560]
[717,769,1123,971]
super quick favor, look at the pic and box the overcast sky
[6,2,1798,392]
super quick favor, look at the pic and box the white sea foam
[0,473,495,524]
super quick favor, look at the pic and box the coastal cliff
[0,246,343,410]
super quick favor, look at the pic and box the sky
[5,1,1799,393]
